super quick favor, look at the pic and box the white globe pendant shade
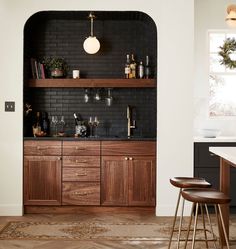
[226,4,236,27]
[83,36,100,54]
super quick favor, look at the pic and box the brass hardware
[73,192,88,196]
[75,160,79,163]
[57,157,61,161]
[129,157,133,160]
[75,147,85,150]
[76,172,87,176]
[127,105,136,138]
[37,146,41,150]
[125,157,129,160]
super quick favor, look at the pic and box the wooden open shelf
[28,78,156,88]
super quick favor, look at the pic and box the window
[209,31,236,117]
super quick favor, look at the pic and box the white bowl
[199,129,221,138]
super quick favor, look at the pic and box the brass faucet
[127,105,136,138]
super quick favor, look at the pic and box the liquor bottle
[137,61,144,79]
[124,54,131,79]
[32,111,42,137]
[130,54,137,78]
[144,55,151,79]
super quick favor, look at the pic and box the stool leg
[218,204,230,249]
[168,188,182,249]
[184,203,195,249]
[215,204,223,249]
[191,202,199,249]
[200,204,208,249]
[177,198,185,249]
[205,204,217,249]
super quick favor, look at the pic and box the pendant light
[226,4,236,27]
[83,12,100,54]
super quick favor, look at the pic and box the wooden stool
[168,177,211,249]
[181,188,231,249]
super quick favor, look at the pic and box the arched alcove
[23,11,157,138]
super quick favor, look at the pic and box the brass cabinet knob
[129,157,133,160]
[125,157,128,160]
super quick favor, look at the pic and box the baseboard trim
[0,204,23,216]
[24,206,155,214]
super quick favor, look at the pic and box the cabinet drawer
[24,141,62,156]
[62,182,100,205]
[63,168,100,181]
[63,156,100,167]
[63,141,100,156]
[101,141,156,156]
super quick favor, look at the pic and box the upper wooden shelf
[28,78,156,88]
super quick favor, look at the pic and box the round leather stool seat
[170,177,211,189]
[181,188,231,205]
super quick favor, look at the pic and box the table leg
[219,158,230,246]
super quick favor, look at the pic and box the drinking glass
[88,116,94,137]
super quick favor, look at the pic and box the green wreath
[218,38,236,69]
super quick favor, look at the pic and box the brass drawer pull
[75,147,85,150]
[36,146,49,150]
[129,157,133,160]
[75,160,88,163]
[73,192,88,196]
[76,172,87,176]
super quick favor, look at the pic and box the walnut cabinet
[24,141,62,205]
[101,141,156,206]
[24,140,156,208]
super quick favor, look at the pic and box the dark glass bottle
[144,55,151,79]
[130,54,137,78]
[41,112,49,135]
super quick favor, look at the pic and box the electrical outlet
[5,101,15,112]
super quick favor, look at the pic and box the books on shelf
[30,58,45,79]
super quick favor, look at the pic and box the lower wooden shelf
[28,78,156,88]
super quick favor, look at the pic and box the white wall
[0,0,194,216]
[194,0,236,135]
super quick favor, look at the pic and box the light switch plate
[5,101,15,112]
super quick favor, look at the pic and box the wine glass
[93,116,100,137]
[51,115,58,136]
[84,89,90,103]
[105,88,113,107]
[58,116,66,135]
[88,116,94,137]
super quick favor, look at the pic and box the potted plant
[43,57,69,78]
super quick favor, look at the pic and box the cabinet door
[128,156,156,206]
[24,156,61,205]
[101,156,128,206]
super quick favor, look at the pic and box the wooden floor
[0,210,236,249]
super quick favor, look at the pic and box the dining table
[209,146,236,246]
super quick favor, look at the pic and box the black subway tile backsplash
[26,88,156,138]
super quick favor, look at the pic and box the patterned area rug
[0,221,236,241]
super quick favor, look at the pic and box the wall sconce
[83,12,100,54]
[226,4,236,27]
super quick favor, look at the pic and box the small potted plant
[43,57,69,78]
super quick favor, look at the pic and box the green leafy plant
[218,38,236,69]
[42,57,69,77]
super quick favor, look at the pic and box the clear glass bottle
[138,61,144,79]
[124,54,131,79]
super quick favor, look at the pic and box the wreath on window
[218,38,236,69]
